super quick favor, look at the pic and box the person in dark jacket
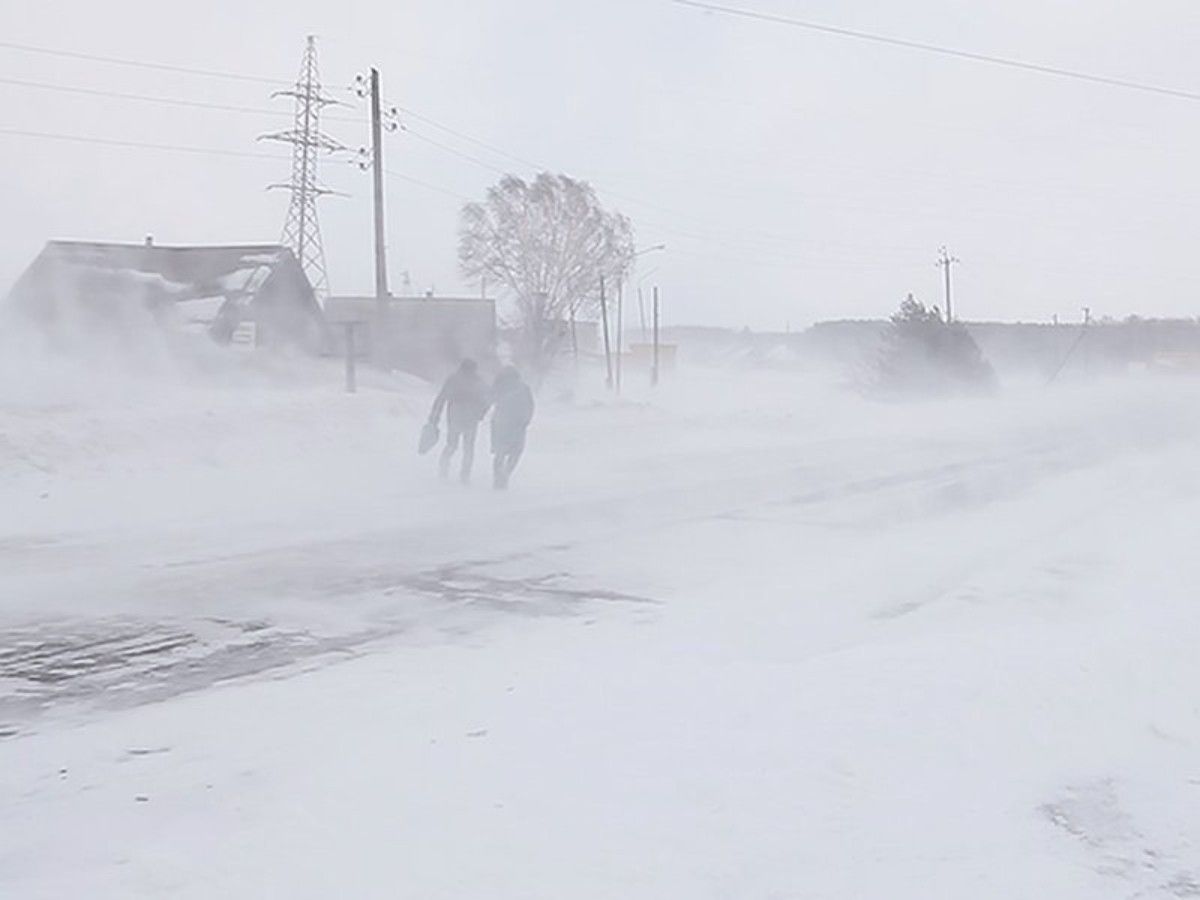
[490,366,535,489]
[428,358,490,483]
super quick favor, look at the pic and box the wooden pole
[570,309,579,374]
[344,322,357,393]
[615,282,624,394]
[937,246,958,323]
[652,285,660,387]
[370,68,389,364]
[599,276,613,389]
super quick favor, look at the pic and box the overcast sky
[3,0,1200,329]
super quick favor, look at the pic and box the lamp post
[637,267,660,341]
[623,244,666,389]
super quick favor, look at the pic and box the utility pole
[599,276,613,389]
[369,68,389,359]
[615,282,624,394]
[262,36,343,301]
[344,323,357,393]
[1046,306,1091,385]
[570,309,580,371]
[652,286,660,387]
[936,246,959,322]
[1082,306,1091,375]
[631,245,665,345]
[369,69,388,304]
[353,67,397,363]
[638,287,648,341]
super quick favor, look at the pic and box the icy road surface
[2,367,1199,899]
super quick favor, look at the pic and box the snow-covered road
[2,366,1199,898]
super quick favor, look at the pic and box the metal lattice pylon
[262,36,344,301]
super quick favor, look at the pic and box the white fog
[3,3,1200,898]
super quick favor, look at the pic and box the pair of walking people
[427,359,534,489]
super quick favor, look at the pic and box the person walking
[489,366,535,490]
[428,358,489,483]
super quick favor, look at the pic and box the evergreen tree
[874,294,996,395]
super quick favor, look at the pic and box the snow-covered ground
[2,346,1199,898]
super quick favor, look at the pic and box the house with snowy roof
[4,240,329,352]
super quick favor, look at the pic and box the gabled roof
[5,240,329,351]
[27,241,305,304]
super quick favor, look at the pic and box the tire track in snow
[0,567,653,737]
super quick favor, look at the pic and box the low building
[325,295,496,380]
[626,341,677,373]
[4,240,328,351]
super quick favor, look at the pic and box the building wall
[4,242,327,355]
[325,296,497,380]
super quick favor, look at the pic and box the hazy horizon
[4,0,1200,329]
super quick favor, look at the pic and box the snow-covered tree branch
[458,173,634,371]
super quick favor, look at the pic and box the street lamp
[619,245,666,389]
[629,244,666,341]
[636,267,660,340]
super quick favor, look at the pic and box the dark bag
[418,421,440,455]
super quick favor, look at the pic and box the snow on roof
[8,241,320,313]
[37,242,294,297]
[4,241,329,351]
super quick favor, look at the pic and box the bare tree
[459,172,634,371]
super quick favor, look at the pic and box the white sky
[3,0,1200,329]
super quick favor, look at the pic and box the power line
[393,107,949,255]
[0,38,904,251]
[393,126,931,259]
[0,124,472,200]
[397,105,716,220]
[394,104,1182,260]
[8,71,1189,223]
[12,35,1194,280]
[0,126,288,160]
[2,98,1182,265]
[396,106,728,226]
[8,40,1193,212]
[4,122,1159,280]
[672,0,1200,104]
[0,74,295,118]
[0,39,295,87]
[667,245,926,272]
[10,35,1192,217]
[402,125,509,176]
[390,114,937,259]
[382,168,471,201]
[395,105,544,171]
[0,74,365,122]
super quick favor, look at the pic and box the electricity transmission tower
[262,36,344,300]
